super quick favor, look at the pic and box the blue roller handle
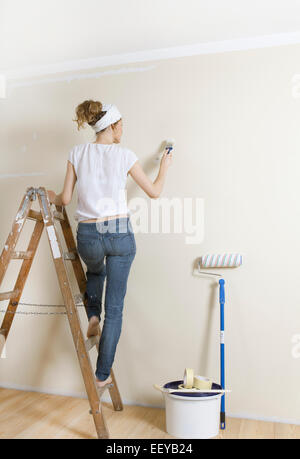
[219,278,226,430]
[166,146,173,155]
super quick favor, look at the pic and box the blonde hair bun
[74,99,105,131]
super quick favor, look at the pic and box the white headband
[91,103,122,133]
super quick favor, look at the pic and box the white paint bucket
[163,380,222,439]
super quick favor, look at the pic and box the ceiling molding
[4,30,300,81]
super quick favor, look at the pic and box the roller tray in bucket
[164,380,222,396]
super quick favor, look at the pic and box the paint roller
[198,253,242,269]
[155,138,175,162]
[196,253,243,431]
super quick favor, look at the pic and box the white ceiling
[1,0,300,77]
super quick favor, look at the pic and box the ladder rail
[37,188,109,439]
[0,188,44,356]
[0,220,44,348]
[0,188,33,286]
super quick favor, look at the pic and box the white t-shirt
[68,143,138,222]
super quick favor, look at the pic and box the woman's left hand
[47,190,57,204]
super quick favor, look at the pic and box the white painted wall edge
[3,30,300,81]
[0,173,46,179]
[1,383,300,427]
[8,65,157,89]
[0,75,6,98]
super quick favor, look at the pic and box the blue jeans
[76,217,136,381]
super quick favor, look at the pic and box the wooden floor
[0,388,299,439]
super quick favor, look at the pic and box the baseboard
[1,382,300,425]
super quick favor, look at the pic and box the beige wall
[1,44,300,423]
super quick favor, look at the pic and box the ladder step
[63,251,76,261]
[53,211,65,221]
[85,335,100,352]
[0,290,20,301]
[28,210,43,221]
[11,251,33,260]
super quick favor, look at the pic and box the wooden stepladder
[0,187,123,439]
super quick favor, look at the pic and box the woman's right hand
[160,148,173,173]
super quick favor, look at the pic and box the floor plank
[0,388,298,439]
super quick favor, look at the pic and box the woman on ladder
[48,100,172,393]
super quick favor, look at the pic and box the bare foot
[87,316,100,338]
[96,376,113,388]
